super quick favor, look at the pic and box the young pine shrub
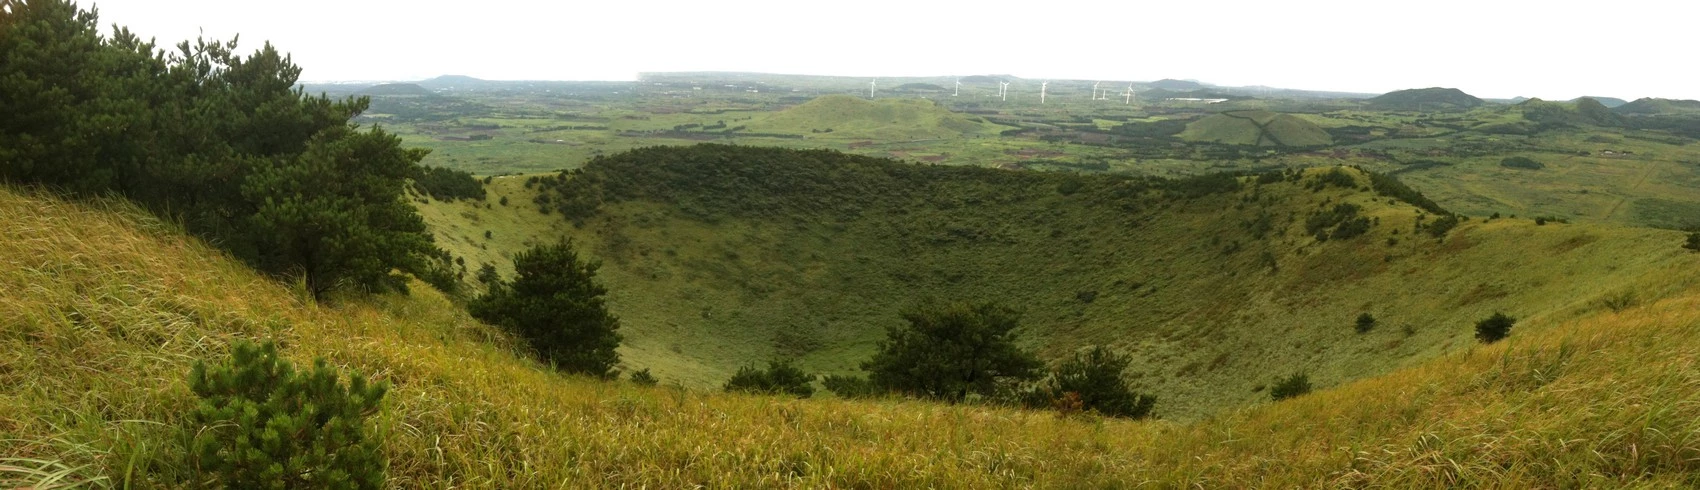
[821,374,881,399]
[1270,372,1312,401]
[723,360,815,398]
[1032,346,1156,419]
[1355,312,1377,334]
[1684,231,1700,252]
[187,341,387,489]
[470,239,622,377]
[1475,312,1516,343]
[629,368,659,386]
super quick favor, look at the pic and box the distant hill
[1367,87,1484,111]
[1149,79,1206,90]
[418,75,496,90]
[359,83,434,96]
[893,83,947,92]
[1140,88,1251,101]
[1573,96,1628,108]
[959,75,1008,84]
[748,95,1007,140]
[1614,98,1700,115]
[1179,110,1333,146]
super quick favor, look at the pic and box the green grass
[1179,110,1333,146]
[420,153,1695,419]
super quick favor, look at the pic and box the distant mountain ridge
[1367,87,1484,110]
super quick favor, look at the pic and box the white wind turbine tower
[954,79,961,97]
[1000,81,1010,101]
[869,78,877,99]
[1092,81,1101,101]
[1040,82,1048,104]
[1124,83,1134,104]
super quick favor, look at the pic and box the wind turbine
[1124,83,1134,104]
[869,78,876,99]
[1000,81,1010,101]
[954,79,961,97]
[1040,82,1048,104]
[1092,81,1101,101]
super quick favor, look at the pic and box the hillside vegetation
[421,145,1691,419]
[1369,87,1486,111]
[1179,110,1333,146]
[747,95,1009,140]
[7,184,1700,487]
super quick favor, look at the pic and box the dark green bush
[188,341,387,489]
[470,240,622,377]
[1366,171,1451,215]
[864,302,1042,402]
[1427,214,1461,238]
[413,166,486,201]
[1475,312,1515,343]
[1030,346,1155,419]
[629,368,658,386]
[723,360,815,398]
[1499,156,1544,170]
[1355,313,1377,333]
[1306,203,1370,241]
[1313,169,1357,190]
[822,374,881,399]
[1683,231,1700,252]
[1270,372,1312,401]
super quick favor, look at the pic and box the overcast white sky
[87,0,1700,100]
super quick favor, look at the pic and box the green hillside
[1615,97,1700,115]
[746,95,1009,140]
[1178,110,1333,146]
[10,172,1700,487]
[1369,87,1485,111]
[360,83,434,96]
[420,145,1687,418]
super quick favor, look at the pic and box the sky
[87,0,1700,100]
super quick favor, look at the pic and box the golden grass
[4,185,1700,487]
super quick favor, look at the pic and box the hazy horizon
[90,0,1700,101]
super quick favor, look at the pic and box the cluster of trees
[414,166,486,201]
[1,0,453,300]
[809,302,1157,419]
[1306,203,1371,241]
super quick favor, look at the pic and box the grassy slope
[421,158,1689,419]
[1180,110,1333,146]
[746,95,1009,141]
[6,186,1700,487]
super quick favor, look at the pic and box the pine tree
[1270,372,1312,401]
[240,123,437,300]
[188,341,387,489]
[864,302,1041,402]
[1475,312,1516,343]
[469,240,622,377]
[1036,346,1155,418]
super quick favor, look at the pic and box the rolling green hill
[1178,110,1333,146]
[1369,87,1485,111]
[419,145,1688,419]
[1614,97,1700,115]
[360,82,434,96]
[746,95,1009,140]
[1572,96,1629,108]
